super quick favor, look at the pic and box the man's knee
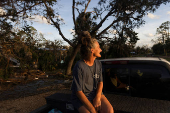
[101,95,114,113]
[106,105,114,113]
[78,106,90,113]
[110,106,114,113]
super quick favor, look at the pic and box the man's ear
[91,48,94,53]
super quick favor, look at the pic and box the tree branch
[0,2,42,18]
[84,0,91,13]
[96,19,120,38]
[72,0,77,32]
[43,1,74,47]
[91,8,114,35]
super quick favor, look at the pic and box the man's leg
[78,105,90,113]
[100,95,114,113]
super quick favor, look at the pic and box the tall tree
[152,43,164,55]
[0,0,56,59]
[156,21,170,54]
[156,21,170,44]
[45,0,169,75]
[1,0,170,75]
[42,0,170,75]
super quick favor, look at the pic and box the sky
[135,3,170,47]
[1,1,170,48]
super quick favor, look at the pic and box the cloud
[136,39,154,48]
[167,11,170,15]
[167,11,170,18]
[0,7,6,15]
[26,15,65,25]
[155,34,161,37]
[38,31,53,35]
[147,13,160,19]
[27,15,50,24]
[47,32,53,35]
[38,31,43,34]
[144,33,154,37]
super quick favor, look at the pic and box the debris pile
[0,70,48,86]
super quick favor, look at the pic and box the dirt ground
[0,91,56,113]
[0,78,72,113]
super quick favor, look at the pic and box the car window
[102,67,130,94]
[131,68,161,78]
[130,64,170,78]
[105,67,130,84]
[102,62,170,99]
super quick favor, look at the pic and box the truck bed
[44,89,170,113]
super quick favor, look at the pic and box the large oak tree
[1,0,170,75]
[44,0,169,75]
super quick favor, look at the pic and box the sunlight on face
[92,41,102,58]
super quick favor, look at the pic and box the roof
[100,57,170,73]
[100,57,162,61]
[100,57,170,65]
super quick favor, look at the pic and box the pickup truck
[31,57,170,113]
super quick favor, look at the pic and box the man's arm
[93,82,103,111]
[76,91,97,113]
[96,82,103,99]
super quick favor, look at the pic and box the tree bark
[66,43,81,76]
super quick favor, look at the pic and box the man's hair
[80,37,98,60]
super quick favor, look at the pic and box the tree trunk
[4,58,10,79]
[66,43,81,76]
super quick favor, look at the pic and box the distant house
[38,47,67,51]
[130,52,136,55]
[9,57,20,67]
[1,56,20,67]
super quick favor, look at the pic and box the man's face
[92,41,102,58]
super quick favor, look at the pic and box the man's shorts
[72,98,93,110]
[71,93,104,110]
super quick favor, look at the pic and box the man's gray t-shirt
[71,59,103,101]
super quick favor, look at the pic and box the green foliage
[156,21,170,44]
[134,45,152,55]
[153,21,170,55]
[63,47,81,69]
[165,39,170,53]
[38,50,56,71]
[75,12,97,32]
[1,0,169,76]
[152,43,164,55]
[0,24,64,79]
[0,69,4,79]
[106,40,131,58]
[0,0,64,78]
[0,57,12,79]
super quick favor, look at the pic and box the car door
[103,65,130,95]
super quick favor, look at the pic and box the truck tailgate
[45,90,170,113]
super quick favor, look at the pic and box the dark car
[100,57,170,101]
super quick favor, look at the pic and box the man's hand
[93,96,101,112]
[76,91,97,113]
